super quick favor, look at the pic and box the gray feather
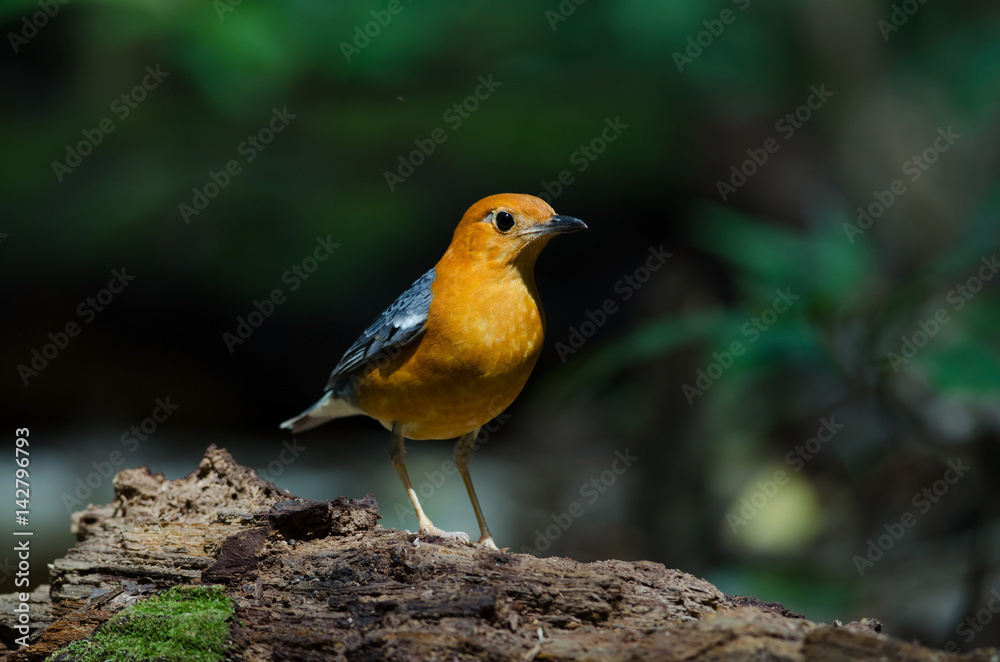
[280,268,436,432]
[325,267,435,389]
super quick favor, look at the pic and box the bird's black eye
[494,211,515,232]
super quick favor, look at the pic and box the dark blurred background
[3,0,1000,652]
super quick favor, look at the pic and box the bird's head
[447,193,587,268]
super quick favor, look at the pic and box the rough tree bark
[0,445,994,661]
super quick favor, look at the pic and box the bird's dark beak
[527,214,588,236]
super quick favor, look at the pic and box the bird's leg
[455,429,499,550]
[389,422,470,543]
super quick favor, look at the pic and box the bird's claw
[478,535,500,551]
[410,527,501,550]
[419,526,472,544]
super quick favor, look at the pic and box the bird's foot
[478,535,500,551]
[418,525,472,544]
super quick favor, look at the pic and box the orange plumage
[282,193,586,548]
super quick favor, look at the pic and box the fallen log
[0,445,994,661]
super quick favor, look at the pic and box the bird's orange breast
[352,259,545,440]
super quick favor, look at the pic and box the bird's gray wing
[325,267,436,389]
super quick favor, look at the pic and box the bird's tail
[280,391,363,433]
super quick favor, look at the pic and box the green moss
[47,585,234,662]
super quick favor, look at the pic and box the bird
[280,193,586,549]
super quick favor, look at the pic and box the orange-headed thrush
[281,193,586,549]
